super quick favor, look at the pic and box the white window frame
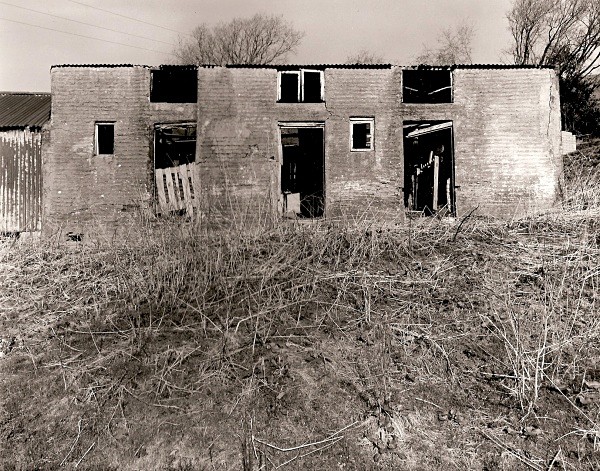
[277,69,324,102]
[350,118,374,151]
[95,122,115,155]
[277,71,300,102]
[300,69,324,102]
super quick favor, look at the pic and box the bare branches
[507,0,600,80]
[345,50,385,65]
[507,0,600,133]
[174,14,304,66]
[415,21,474,65]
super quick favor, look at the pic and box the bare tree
[175,14,304,65]
[345,50,385,64]
[508,0,600,80]
[507,0,600,134]
[415,22,474,65]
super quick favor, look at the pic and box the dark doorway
[154,123,198,216]
[280,126,325,218]
[403,121,455,216]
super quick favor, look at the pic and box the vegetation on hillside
[2,144,600,469]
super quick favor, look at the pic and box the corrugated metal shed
[0,93,51,129]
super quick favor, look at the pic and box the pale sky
[0,0,514,92]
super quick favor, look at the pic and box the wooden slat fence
[0,129,42,232]
[155,163,198,217]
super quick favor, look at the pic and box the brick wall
[197,65,562,222]
[196,67,402,224]
[450,68,562,218]
[44,66,197,237]
[44,65,564,234]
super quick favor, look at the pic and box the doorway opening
[153,123,198,216]
[280,124,325,218]
[403,121,455,216]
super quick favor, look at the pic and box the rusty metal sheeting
[0,93,51,128]
[0,129,42,232]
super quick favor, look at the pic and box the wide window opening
[403,121,455,216]
[154,123,198,217]
[95,122,114,155]
[278,69,324,103]
[150,66,198,103]
[402,69,452,103]
[280,125,325,218]
[350,118,374,151]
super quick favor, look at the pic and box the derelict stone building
[42,63,570,237]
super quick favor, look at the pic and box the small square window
[350,118,374,151]
[95,122,114,155]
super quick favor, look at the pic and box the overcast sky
[0,0,514,92]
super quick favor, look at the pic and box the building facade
[43,64,566,237]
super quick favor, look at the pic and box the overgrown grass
[2,148,600,469]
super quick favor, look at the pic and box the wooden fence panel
[155,163,198,217]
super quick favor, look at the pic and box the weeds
[2,150,600,469]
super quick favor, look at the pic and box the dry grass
[2,148,600,469]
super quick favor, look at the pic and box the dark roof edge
[51,64,150,69]
[0,125,45,131]
[226,63,394,70]
[453,64,556,70]
[50,63,558,70]
[0,91,50,96]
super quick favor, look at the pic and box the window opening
[350,118,374,151]
[95,122,114,155]
[154,123,198,217]
[403,121,455,216]
[150,66,198,103]
[402,69,452,103]
[302,70,323,103]
[280,125,325,218]
[279,72,300,103]
[278,69,323,103]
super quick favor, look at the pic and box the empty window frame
[150,67,198,103]
[95,122,114,155]
[278,69,324,103]
[350,118,374,151]
[402,69,452,103]
[154,124,197,169]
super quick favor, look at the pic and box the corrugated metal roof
[226,64,394,69]
[226,63,555,70]
[50,62,558,71]
[51,64,148,69]
[0,93,51,129]
[453,63,555,69]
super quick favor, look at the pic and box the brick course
[44,66,196,237]
[44,64,564,235]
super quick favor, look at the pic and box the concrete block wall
[198,65,563,222]
[44,66,196,237]
[450,68,562,218]
[196,66,402,223]
[197,67,284,223]
[43,64,564,234]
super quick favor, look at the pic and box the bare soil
[2,146,600,470]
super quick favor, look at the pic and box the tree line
[174,2,600,136]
